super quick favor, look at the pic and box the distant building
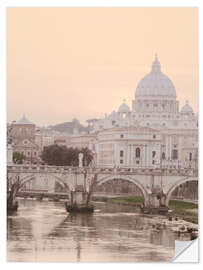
[89,56,198,169]
[10,115,40,163]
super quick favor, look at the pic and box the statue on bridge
[78,152,84,168]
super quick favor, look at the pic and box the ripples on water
[7,199,178,262]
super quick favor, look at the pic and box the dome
[13,115,34,125]
[181,101,194,114]
[118,100,130,113]
[135,55,176,98]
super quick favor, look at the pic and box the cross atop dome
[152,53,161,73]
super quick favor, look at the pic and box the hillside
[48,119,89,134]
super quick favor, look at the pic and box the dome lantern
[152,53,161,73]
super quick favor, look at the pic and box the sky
[7,7,198,126]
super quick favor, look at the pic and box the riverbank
[168,200,198,224]
[92,196,198,224]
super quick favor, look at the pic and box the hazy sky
[7,8,198,126]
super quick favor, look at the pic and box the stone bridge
[7,165,198,208]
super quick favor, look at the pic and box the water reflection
[8,199,176,262]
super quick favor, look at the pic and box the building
[9,115,40,163]
[89,55,198,168]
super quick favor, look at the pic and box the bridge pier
[65,185,94,213]
[142,192,168,214]
[70,187,88,205]
[7,191,18,212]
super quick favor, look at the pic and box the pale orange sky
[7,7,198,126]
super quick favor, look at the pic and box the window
[27,152,30,156]
[154,104,158,107]
[120,160,123,164]
[34,152,37,156]
[153,134,156,139]
[120,134,124,138]
[112,120,116,125]
[120,150,124,157]
[136,160,139,164]
[136,147,140,158]
[189,153,192,161]
[152,160,155,164]
[24,140,28,145]
[162,152,166,160]
[152,151,156,158]
[172,149,178,160]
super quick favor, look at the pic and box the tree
[13,151,26,164]
[41,144,93,166]
[81,147,94,166]
[41,144,68,166]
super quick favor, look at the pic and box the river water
[7,199,184,262]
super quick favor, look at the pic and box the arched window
[136,147,140,158]
[172,149,178,160]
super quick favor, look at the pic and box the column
[144,144,147,167]
[147,144,151,167]
[168,135,171,160]
[127,145,130,166]
[178,135,182,167]
[142,145,145,167]
[132,145,135,165]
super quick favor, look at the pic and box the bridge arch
[16,173,70,194]
[165,177,198,206]
[97,175,149,206]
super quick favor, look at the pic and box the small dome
[135,55,176,98]
[181,101,194,114]
[13,115,34,125]
[118,100,130,113]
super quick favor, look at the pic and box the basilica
[8,56,198,171]
[89,55,198,169]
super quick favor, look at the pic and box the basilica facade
[89,56,198,169]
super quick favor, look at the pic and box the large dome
[135,55,176,98]
[13,115,34,125]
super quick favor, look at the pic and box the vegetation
[92,196,198,223]
[41,145,93,166]
[108,196,144,205]
[169,200,198,224]
[13,151,26,164]
[92,196,144,206]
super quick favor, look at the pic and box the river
[7,199,187,262]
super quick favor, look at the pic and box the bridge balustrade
[7,165,198,177]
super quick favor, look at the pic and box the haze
[7,8,198,126]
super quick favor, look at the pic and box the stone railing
[7,165,198,177]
